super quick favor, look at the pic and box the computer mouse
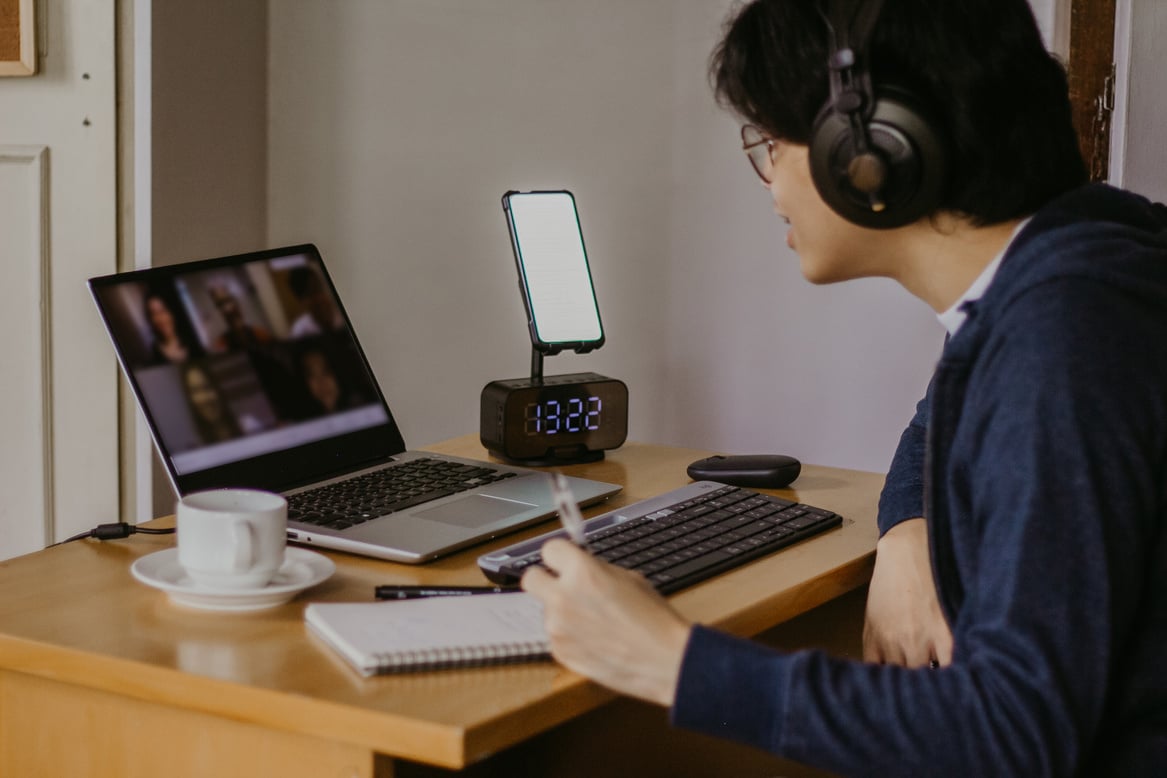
[686,454,801,489]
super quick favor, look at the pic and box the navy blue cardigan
[671,185,1167,776]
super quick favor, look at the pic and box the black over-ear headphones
[808,0,948,229]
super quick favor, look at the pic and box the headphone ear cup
[809,87,947,229]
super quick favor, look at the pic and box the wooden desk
[0,436,882,777]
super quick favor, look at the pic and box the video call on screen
[95,252,387,475]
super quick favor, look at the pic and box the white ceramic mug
[176,488,287,590]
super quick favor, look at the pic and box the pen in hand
[550,472,591,551]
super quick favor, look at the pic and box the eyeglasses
[741,124,778,184]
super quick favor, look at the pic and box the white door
[0,0,119,559]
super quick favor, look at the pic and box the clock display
[480,373,628,463]
[523,396,603,436]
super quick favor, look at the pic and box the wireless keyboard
[477,481,842,594]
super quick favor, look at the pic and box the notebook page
[305,593,548,674]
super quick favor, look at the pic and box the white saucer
[131,547,336,612]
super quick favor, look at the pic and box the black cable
[54,522,175,546]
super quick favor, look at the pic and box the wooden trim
[1068,0,1117,181]
[0,0,36,76]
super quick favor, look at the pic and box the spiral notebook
[304,593,551,675]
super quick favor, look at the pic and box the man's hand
[863,518,953,668]
[521,539,692,707]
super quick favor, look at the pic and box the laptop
[87,243,621,563]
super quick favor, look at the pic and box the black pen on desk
[374,585,518,600]
[550,472,591,552]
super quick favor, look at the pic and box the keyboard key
[288,458,511,525]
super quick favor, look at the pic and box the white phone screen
[506,191,603,346]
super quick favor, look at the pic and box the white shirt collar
[937,218,1031,337]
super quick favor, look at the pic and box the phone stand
[479,189,629,466]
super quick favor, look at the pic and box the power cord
[55,522,176,546]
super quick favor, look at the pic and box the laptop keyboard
[478,483,842,594]
[287,458,517,530]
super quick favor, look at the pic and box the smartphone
[502,190,604,354]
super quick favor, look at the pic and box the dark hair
[181,361,241,443]
[710,0,1088,224]
[288,265,320,299]
[143,284,178,333]
[142,283,205,362]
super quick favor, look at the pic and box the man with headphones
[522,0,1167,773]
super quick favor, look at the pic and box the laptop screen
[89,244,406,494]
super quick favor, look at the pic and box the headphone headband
[809,0,947,228]
[824,0,884,113]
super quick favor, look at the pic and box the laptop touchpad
[416,495,536,528]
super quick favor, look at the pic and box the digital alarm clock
[480,372,628,464]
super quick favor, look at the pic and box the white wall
[269,1,680,454]
[154,0,1151,484]
[657,3,942,471]
[123,0,1165,529]
[266,0,942,474]
[1113,0,1167,202]
[1028,0,1063,54]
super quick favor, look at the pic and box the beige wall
[147,0,1163,512]
[152,1,268,264]
[266,1,680,455]
[262,0,941,476]
[149,0,269,513]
